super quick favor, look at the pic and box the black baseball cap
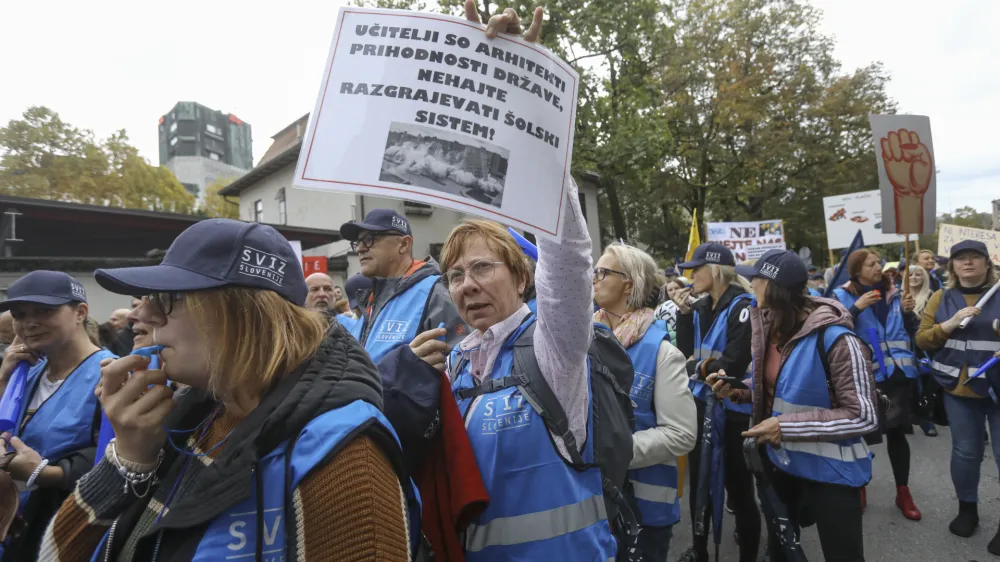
[678,243,736,269]
[95,219,307,305]
[344,273,373,309]
[950,240,990,260]
[340,209,412,242]
[0,271,88,312]
[736,249,808,289]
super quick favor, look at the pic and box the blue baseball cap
[344,273,373,309]
[950,240,990,260]
[663,266,679,277]
[94,219,307,305]
[736,249,808,289]
[340,209,412,242]
[0,271,88,312]
[678,243,735,269]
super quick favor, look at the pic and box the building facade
[158,102,253,200]
[221,115,603,289]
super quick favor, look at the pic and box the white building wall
[0,273,133,325]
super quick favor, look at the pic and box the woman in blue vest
[710,249,878,562]
[832,248,922,520]
[593,242,698,561]
[0,271,113,562]
[673,243,759,562]
[38,219,415,562]
[916,240,1000,553]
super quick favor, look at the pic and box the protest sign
[293,7,579,241]
[937,223,1000,263]
[289,240,303,266]
[869,114,937,235]
[302,256,328,276]
[706,220,787,262]
[822,190,905,249]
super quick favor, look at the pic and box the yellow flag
[683,209,701,277]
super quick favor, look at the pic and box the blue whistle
[436,322,447,342]
[131,345,165,358]
[95,345,166,466]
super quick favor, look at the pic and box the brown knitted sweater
[39,410,410,561]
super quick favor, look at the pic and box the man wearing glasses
[340,209,466,364]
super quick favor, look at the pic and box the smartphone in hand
[717,375,749,390]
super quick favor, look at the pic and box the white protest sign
[289,240,303,266]
[294,7,579,241]
[706,220,787,262]
[937,223,1000,263]
[822,190,905,250]
[869,114,937,235]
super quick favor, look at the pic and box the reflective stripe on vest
[769,326,873,488]
[832,288,917,382]
[451,316,618,561]
[932,289,1000,393]
[625,320,681,527]
[354,275,439,364]
[694,294,753,414]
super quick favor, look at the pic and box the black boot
[989,521,1000,555]
[949,501,979,538]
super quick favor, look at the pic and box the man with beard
[305,272,338,312]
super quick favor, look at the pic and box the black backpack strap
[455,375,520,400]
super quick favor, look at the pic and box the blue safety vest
[625,320,681,527]
[769,326,873,488]
[350,275,439,364]
[931,288,1000,393]
[89,400,420,562]
[16,349,113,509]
[807,288,821,297]
[832,288,917,382]
[694,293,753,414]
[336,313,359,333]
[451,318,617,561]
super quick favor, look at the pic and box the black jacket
[675,284,753,383]
[103,322,407,562]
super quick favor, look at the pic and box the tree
[202,177,241,219]
[0,106,196,213]
[919,206,995,253]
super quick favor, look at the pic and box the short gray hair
[602,242,660,310]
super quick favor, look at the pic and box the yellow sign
[937,223,1000,263]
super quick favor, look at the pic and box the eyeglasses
[445,260,505,290]
[146,292,185,316]
[350,232,402,252]
[593,267,629,282]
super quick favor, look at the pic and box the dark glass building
[158,102,253,198]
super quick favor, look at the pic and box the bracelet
[26,458,49,490]
[108,438,164,498]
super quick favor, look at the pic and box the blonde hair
[710,264,753,292]
[602,242,660,310]
[441,220,534,293]
[908,266,933,316]
[84,316,100,346]
[186,288,328,409]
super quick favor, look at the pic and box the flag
[824,230,865,297]
[683,209,701,277]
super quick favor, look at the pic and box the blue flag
[824,230,865,298]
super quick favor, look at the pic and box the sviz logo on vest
[630,372,654,401]
[239,247,287,287]
[227,508,283,560]
[706,252,722,263]
[374,320,410,342]
[69,282,86,301]
[760,263,780,280]
[392,216,409,232]
[480,392,531,434]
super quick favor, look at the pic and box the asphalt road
[666,426,1000,561]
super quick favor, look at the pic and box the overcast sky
[0,0,995,215]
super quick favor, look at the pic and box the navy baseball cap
[0,271,88,312]
[340,209,412,242]
[344,273,373,309]
[94,219,307,305]
[736,249,808,289]
[663,266,678,277]
[678,243,735,269]
[950,240,990,260]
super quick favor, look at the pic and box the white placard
[822,190,906,250]
[869,114,937,235]
[938,223,1000,263]
[289,240,303,266]
[293,7,579,241]
[706,220,787,262]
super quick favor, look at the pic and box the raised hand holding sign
[869,115,937,235]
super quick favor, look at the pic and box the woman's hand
[409,328,450,372]
[743,417,782,446]
[706,370,733,399]
[0,337,39,384]
[0,434,43,481]
[855,291,882,311]
[673,287,694,314]
[465,0,544,42]
[901,293,916,313]
[942,306,981,334]
[96,355,174,466]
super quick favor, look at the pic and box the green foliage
[0,106,196,213]
[202,177,241,219]
[920,206,996,253]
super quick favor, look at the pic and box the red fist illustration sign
[879,127,934,234]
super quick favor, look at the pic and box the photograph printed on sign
[379,122,508,209]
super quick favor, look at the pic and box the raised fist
[880,128,933,196]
